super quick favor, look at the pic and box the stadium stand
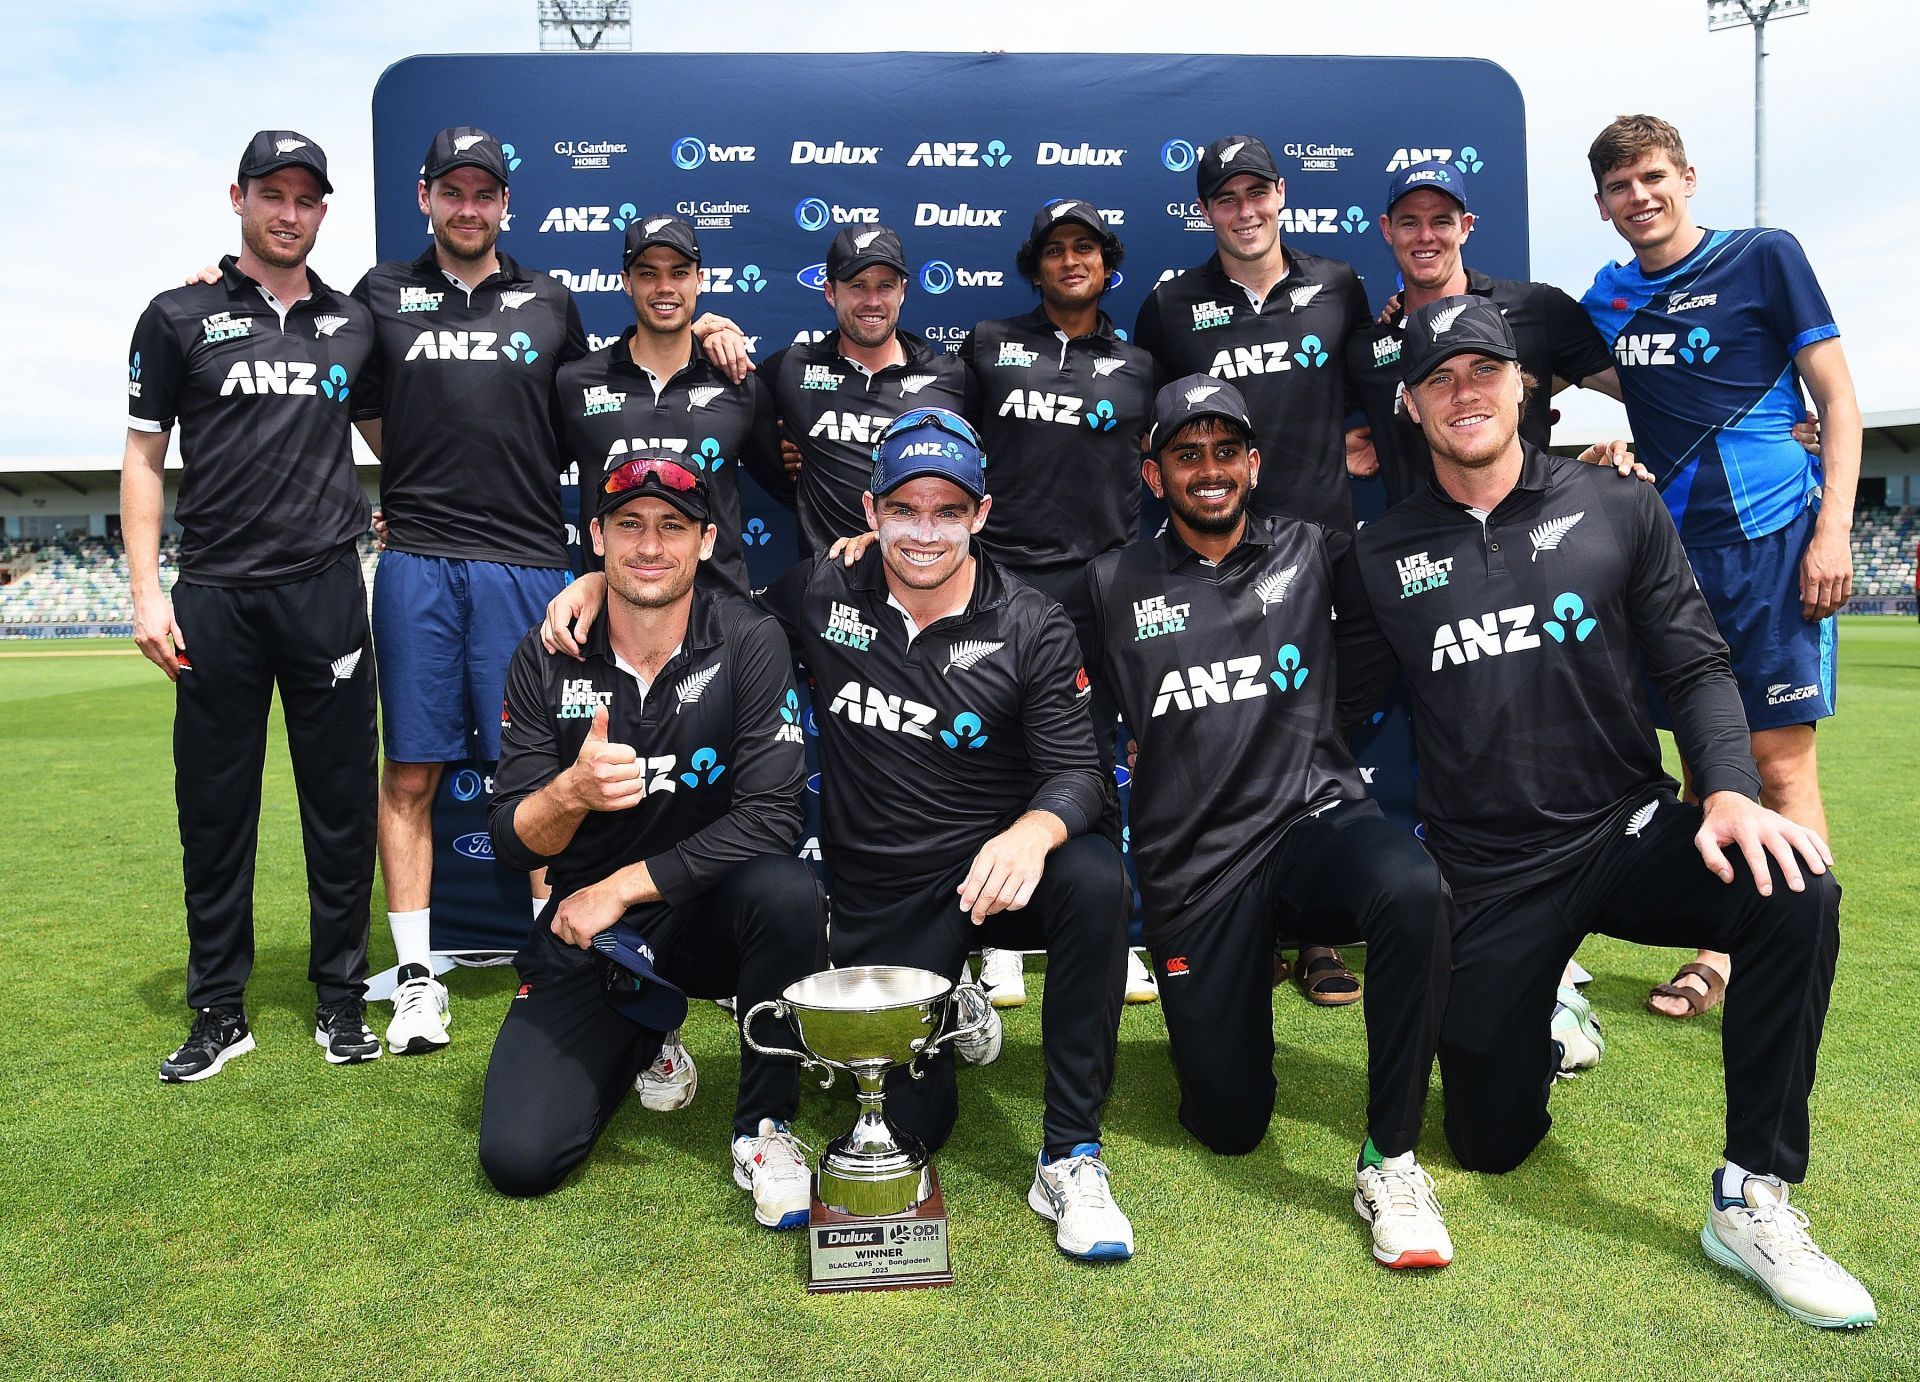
[1851,506,1918,597]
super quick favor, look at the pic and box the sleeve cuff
[1788,323,1840,356]
[126,416,167,433]
[1695,763,1763,802]
[647,849,694,906]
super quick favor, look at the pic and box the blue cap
[869,408,986,501]
[1384,160,1469,216]
[591,922,689,1031]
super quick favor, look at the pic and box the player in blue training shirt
[1581,114,1862,1020]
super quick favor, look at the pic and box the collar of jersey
[818,328,936,372]
[1158,513,1276,570]
[219,254,340,311]
[844,542,1010,620]
[1200,244,1302,299]
[407,245,535,290]
[1417,440,1558,520]
[579,586,726,666]
[1016,304,1122,345]
[606,328,707,386]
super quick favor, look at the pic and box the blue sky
[1,0,1907,459]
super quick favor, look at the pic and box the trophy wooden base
[805,1166,954,1292]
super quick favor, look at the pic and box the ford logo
[453,832,495,860]
[796,263,829,291]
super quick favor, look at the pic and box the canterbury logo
[686,386,725,410]
[452,134,486,152]
[943,640,1005,674]
[674,663,721,711]
[1429,303,1469,338]
[329,649,363,687]
[1529,511,1585,561]
[1288,284,1324,312]
[1255,563,1298,609]
[1183,384,1222,406]
[1624,799,1659,837]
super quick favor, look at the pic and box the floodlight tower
[538,1,632,51]
[1707,0,1810,226]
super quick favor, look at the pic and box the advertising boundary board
[367,50,1528,960]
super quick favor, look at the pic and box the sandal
[1296,947,1362,1006]
[1646,961,1727,1018]
[1271,953,1292,988]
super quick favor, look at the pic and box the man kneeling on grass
[479,455,827,1229]
[1336,297,1874,1329]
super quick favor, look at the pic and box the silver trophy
[743,965,990,1218]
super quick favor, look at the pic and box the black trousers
[1150,800,1452,1157]
[1441,793,1839,1181]
[479,855,828,1197]
[828,834,1130,1158]
[170,550,377,1010]
[1009,564,1124,848]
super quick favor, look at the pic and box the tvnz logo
[672,137,756,169]
[1160,139,1199,173]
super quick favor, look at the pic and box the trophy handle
[913,981,992,1070]
[741,999,835,1091]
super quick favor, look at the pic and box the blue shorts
[372,551,571,762]
[1650,504,1836,733]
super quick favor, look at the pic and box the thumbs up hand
[567,703,645,812]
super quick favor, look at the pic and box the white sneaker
[951,980,1003,1066]
[635,1028,698,1111]
[1124,948,1159,1004]
[1354,1150,1454,1268]
[731,1118,813,1230]
[1702,1171,1876,1329]
[1550,984,1604,1076]
[385,965,450,1054]
[978,948,1027,1009]
[1028,1142,1134,1261]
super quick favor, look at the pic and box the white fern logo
[854,229,883,251]
[313,315,347,339]
[1624,798,1659,837]
[943,640,1005,674]
[275,138,309,155]
[898,375,935,397]
[1183,384,1222,407]
[1255,563,1299,609]
[1428,303,1469,338]
[644,217,673,235]
[1219,141,1246,164]
[452,134,486,153]
[674,664,721,712]
[1529,511,1585,562]
[686,386,725,410]
[1092,357,1125,378]
[1049,201,1077,221]
[1288,284,1324,312]
[497,290,536,311]
[329,648,363,687]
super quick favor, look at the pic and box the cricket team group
[123,106,1876,1327]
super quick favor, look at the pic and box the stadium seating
[0,517,1912,625]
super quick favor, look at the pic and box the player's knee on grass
[479,1120,574,1198]
[1179,1077,1276,1156]
[1439,1045,1551,1174]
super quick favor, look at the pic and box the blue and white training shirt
[1583,228,1838,548]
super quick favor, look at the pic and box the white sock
[1720,1159,1780,1202]
[389,909,432,970]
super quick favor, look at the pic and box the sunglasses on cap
[602,455,703,496]
[875,407,983,456]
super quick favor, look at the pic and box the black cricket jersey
[762,330,971,558]
[1088,516,1369,943]
[351,249,587,568]
[489,591,805,906]
[1133,247,1371,530]
[757,547,1104,894]
[127,257,372,587]
[964,306,1160,573]
[1341,444,1760,899]
[1346,268,1613,506]
[556,329,784,599]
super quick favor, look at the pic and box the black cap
[1027,198,1107,244]
[1147,374,1256,453]
[826,224,908,281]
[594,450,712,524]
[1195,135,1281,202]
[237,130,332,194]
[1400,296,1518,386]
[422,126,511,187]
[621,213,701,270]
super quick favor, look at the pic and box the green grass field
[2,621,1915,1378]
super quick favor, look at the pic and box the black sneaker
[160,1006,254,1083]
[314,998,382,1065]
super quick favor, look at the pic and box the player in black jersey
[554,214,785,602]
[760,226,969,558]
[963,198,1161,1007]
[1088,377,1455,1269]
[1133,134,1374,1003]
[480,455,826,1229]
[1338,298,1873,1328]
[127,131,382,1080]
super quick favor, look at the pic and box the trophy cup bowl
[743,964,989,1219]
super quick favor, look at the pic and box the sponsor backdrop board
[370,50,1526,956]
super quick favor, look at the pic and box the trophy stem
[818,1061,931,1217]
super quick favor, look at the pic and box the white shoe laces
[1368,1161,1444,1222]
[392,977,442,1020]
[744,1123,813,1179]
[1051,1154,1116,1213]
[1734,1200,1850,1277]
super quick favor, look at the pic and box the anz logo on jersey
[1149,646,1311,717]
[1428,593,1596,672]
